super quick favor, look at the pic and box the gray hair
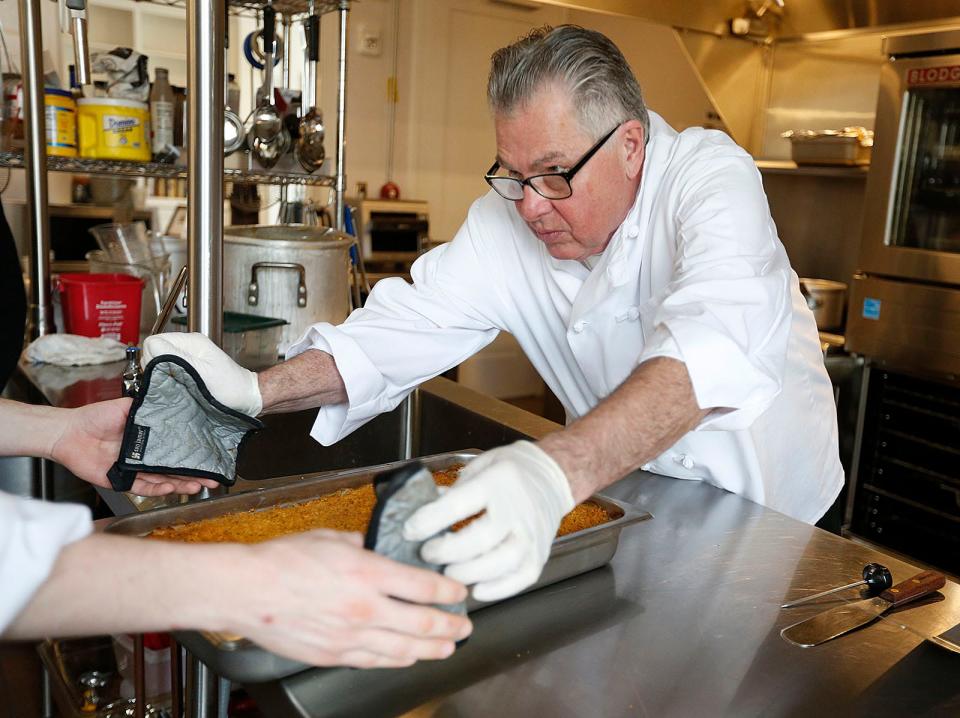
[488,25,650,144]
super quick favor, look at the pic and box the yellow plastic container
[77,97,151,161]
[44,88,76,157]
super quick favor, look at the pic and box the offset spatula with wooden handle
[781,570,946,648]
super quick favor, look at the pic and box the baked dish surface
[149,464,611,543]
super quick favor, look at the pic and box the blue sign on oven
[863,298,882,320]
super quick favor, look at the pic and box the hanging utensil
[223,0,244,155]
[64,0,91,88]
[150,264,188,336]
[250,3,290,168]
[251,121,290,168]
[248,2,281,144]
[296,10,325,172]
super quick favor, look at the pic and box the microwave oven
[349,198,429,259]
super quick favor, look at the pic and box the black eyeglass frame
[484,123,622,201]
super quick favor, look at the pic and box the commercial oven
[845,28,960,570]
[847,29,960,373]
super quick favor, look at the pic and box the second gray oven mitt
[107,355,263,492]
[364,461,468,617]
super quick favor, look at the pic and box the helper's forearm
[538,357,709,503]
[4,533,244,639]
[257,349,348,414]
[0,400,60,460]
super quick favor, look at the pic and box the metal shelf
[142,0,344,18]
[0,151,336,186]
[755,159,870,178]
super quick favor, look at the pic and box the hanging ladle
[223,0,244,155]
[249,3,290,168]
[249,2,282,144]
[296,9,325,172]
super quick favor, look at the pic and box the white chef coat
[0,492,92,632]
[289,111,844,523]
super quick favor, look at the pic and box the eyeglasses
[484,123,621,201]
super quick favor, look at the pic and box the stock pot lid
[224,224,354,250]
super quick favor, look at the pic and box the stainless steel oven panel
[885,30,960,58]
[860,51,960,284]
[845,274,960,377]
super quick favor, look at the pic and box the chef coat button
[641,463,652,472]
[573,320,586,333]
[627,306,640,321]
[674,454,694,470]
[627,226,640,239]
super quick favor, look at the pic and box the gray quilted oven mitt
[107,355,263,492]
[364,461,467,620]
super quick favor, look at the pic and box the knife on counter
[781,570,946,648]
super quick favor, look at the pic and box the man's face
[493,84,644,262]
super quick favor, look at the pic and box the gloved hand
[403,440,575,602]
[142,332,262,417]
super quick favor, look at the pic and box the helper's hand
[143,332,262,416]
[235,530,472,668]
[49,398,220,496]
[403,441,575,603]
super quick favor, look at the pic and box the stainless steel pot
[800,278,847,331]
[224,225,354,353]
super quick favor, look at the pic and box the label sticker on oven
[907,65,960,86]
[863,298,882,321]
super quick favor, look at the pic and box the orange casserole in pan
[149,464,611,543]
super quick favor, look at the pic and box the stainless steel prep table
[242,474,960,717]
[14,362,960,716]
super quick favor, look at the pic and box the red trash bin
[58,273,144,345]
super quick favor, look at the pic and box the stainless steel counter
[242,472,960,717]
[15,360,960,716]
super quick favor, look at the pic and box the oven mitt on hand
[364,462,468,619]
[106,355,264,492]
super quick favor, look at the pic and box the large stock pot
[224,225,354,353]
[800,277,847,332]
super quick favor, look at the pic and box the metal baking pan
[781,127,873,166]
[105,451,651,683]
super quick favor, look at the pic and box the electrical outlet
[357,25,382,57]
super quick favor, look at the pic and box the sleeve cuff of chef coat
[0,494,92,634]
[639,322,780,432]
[286,323,392,445]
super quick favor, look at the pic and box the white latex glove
[142,332,263,417]
[403,440,575,602]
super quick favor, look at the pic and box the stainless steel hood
[525,0,960,39]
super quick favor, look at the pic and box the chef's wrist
[257,349,346,415]
[536,434,597,505]
[256,365,281,414]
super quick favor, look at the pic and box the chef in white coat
[0,398,471,667]
[147,25,844,604]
